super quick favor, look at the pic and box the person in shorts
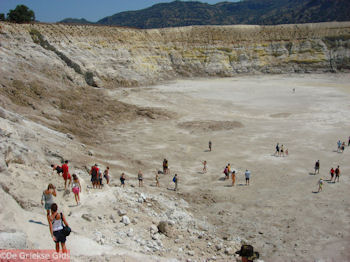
[41,184,56,217]
[90,164,99,189]
[72,174,81,205]
[330,167,335,181]
[104,167,110,185]
[314,160,320,174]
[49,203,69,253]
[275,143,280,156]
[317,178,324,192]
[120,172,126,188]
[138,170,143,187]
[245,170,251,185]
[51,164,63,176]
[62,160,72,190]
[335,166,340,182]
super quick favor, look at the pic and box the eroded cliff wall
[1,22,350,89]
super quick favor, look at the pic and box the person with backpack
[90,164,99,189]
[173,174,178,191]
[223,166,228,180]
[48,203,70,253]
[51,164,63,176]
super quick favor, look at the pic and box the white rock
[150,225,158,233]
[216,243,223,251]
[152,233,160,240]
[121,215,130,225]
[187,250,195,256]
[118,209,127,216]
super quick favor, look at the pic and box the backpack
[172,176,176,183]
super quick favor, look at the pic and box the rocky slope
[1,22,350,91]
[0,21,350,261]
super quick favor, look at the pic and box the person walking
[314,160,320,175]
[163,159,169,174]
[317,178,324,192]
[202,161,207,173]
[72,174,81,205]
[337,140,341,152]
[280,145,284,157]
[138,170,143,187]
[231,170,236,186]
[90,164,99,189]
[41,184,56,217]
[103,167,110,185]
[155,171,160,187]
[223,166,229,180]
[62,160,72,190]
[348,136,350,147]
[51,164,63,176]
[209,140,212,152]
[48,203,69,253]
[335,166,340,182]
[245,170,251,185]
[275,143,280,156]
[330,167,335,182]
[120,172,126,188]
[173,174,178,191]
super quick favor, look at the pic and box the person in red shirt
[90,164,99,189]
[62,160,72,190]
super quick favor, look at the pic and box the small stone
[116,238,124,244]
[147,203,152,207]
[187,250,195,256]
[118,209,127,216]
[88,150,93,156]
[82,214,92,222]
[138,197,144,203]
[150,225,158,233]
[121,215,130,225]
[152,233,160,240]
[66,133,74,140]
[131,218,138,224]
[216,243,223,251]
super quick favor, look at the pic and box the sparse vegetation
[7,5,35,23]
[29,28,98,87]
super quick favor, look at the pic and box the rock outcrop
[1,22,349,89]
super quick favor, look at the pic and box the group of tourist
[274,143,288,157]
[315,137,347,193]
[89,164,110,189]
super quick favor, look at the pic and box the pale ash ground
[107,74,350,261]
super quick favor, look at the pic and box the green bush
[7,5,35,23]
[0,13,5,21]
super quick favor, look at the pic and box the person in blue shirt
[245,170,251,186]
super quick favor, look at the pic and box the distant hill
[60,0,350,29]
[59,18,93,24]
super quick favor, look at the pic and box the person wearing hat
[236,244,260,262]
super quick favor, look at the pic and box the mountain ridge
[59,0,350,29]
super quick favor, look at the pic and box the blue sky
[0,0,238,23]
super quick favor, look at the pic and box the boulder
[81,214,92,222]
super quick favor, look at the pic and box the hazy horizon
[0,0,239,23]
